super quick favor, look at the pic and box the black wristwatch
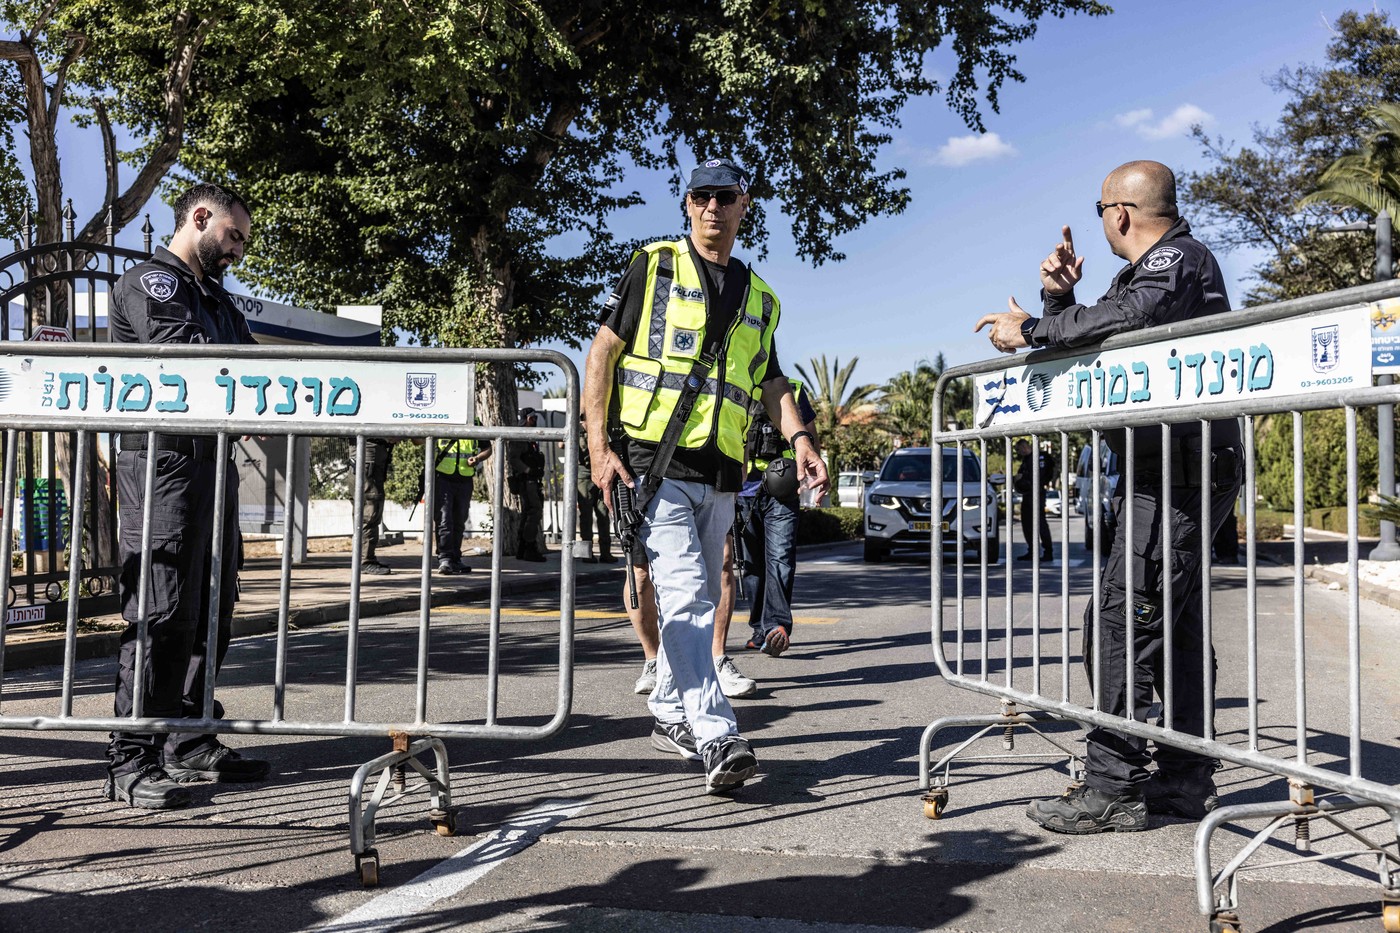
[788,430,817,449]
[1020,315,1041,347]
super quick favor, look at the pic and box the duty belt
[117,433,221,461]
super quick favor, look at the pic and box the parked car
[836,471,867,509]
[863,447,1000,562]
[1074,440,1121,554]
[1044,488,1062,517]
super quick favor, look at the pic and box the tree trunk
[466,228,526,556]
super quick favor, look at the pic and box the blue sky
[27,1,1383,394]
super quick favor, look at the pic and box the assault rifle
[612,478,643,610]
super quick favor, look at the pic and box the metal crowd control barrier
[0,342,578,886]
[923,279,1400,932]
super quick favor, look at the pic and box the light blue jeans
[640,476,738,751]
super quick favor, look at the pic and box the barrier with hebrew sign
[924,279,1400,932]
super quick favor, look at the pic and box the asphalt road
[2,532,1399,933]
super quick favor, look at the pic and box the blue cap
[688,159,749,192]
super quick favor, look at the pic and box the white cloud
[1113,104,1215,140]
[1115,108,1153,129]
[934,132,1017,168]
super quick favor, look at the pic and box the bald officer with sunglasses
[975,160,1241,835]
[584,158,827,796]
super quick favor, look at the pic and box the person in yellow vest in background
[435,433,492,575]
[584,157,828,795]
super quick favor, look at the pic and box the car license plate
[939,521,948,533]
[912,521,931,532]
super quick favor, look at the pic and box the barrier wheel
[432,809,457,837]
[356,849,380,887]
[1210,914,1241,933]
[922,789,949,820]
[1382,904,1400,932]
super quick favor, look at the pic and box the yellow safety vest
[749,377,804,474]
[614,238,781,463]
[436,437,480,477]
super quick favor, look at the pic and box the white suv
[863,447,999,562]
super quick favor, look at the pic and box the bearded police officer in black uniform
[976,160,1241,833]
[105,183,270,810]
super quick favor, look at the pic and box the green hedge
[796,506,864,545]
[1308,507,1380,537]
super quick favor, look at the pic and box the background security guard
[737,379,818,658]
[435,432,491,574]
[105,182,270,810]
[977,160,1241,834]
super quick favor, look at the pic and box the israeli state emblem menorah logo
[1311,324,1339,373]
[406,373,437,409]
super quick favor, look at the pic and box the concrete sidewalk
[2,538,626,671]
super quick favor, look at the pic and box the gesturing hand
[1040,225,1083,296]
[973,297,1031,355]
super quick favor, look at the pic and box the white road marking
[318,798,587,932]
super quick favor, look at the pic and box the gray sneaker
[703,735,758,794]
[714,655,757,698]
[633,657,658,695]
[651,719,702,761]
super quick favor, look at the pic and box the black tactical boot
[1143,768,1218,819]
[104,764,192,810]
[165,744,271,784]
[1026,783,1147,834]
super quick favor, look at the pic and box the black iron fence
[0,204,153,631]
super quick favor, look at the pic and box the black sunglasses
[688,189,741,207]
[1095,200,1137,217]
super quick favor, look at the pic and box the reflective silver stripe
[648,251,672,360]
[741,313,763,329]
[618,368,659,393]
[748,290,776,381]
[627,370,748,408]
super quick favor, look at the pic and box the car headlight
[869,493,898,509]
[960,497,983,510]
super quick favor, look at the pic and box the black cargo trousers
[108,442,241,775]
[1082,444,1242,795]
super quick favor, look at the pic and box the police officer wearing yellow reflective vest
[435,434,492,574]
[584,158,828,795]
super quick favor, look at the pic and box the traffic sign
[30,325,72,343]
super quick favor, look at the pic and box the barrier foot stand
[918,701,1085,820]
[1194,790,1400,932]
[347,732,456,886]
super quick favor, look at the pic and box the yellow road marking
[793,616,839,625]
[435,606,625,620]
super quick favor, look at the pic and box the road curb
[1302,563,1400,612]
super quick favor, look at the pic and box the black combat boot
[1026,783,1147,834]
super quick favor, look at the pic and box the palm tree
[1299,101,1400,221]
[881,361,939,445]
[793,355,880,479]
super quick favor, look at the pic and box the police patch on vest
[670,328,700,355]
[670,283,704,302]
[1142,247,1183,272]
[140,271,178,301]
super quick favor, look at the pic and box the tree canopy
[1180,9,1400,304]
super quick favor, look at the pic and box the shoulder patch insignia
[140,270,179,301]
[1141,246,1183,273]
